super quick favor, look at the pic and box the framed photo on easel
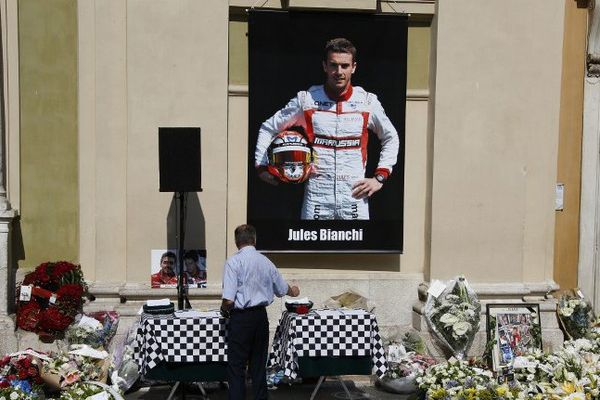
[486,303,542,371]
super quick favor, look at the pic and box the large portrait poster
[247,10,407,252]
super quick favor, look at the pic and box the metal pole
[177,192,186,310]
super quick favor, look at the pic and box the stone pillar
[579,0,600,312]
[0,3,17,355]
[0,210,17,355]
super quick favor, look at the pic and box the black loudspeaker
[159,127,202,192]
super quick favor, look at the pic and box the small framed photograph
[486,303,542,371]
[150,249,207,289]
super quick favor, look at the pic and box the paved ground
[124,377,414,400]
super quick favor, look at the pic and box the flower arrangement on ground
[378,331,437,394]
[16,261,88,341]
[415,328,600,399]
[0,352,45,399]
[511,335,600,399]
[41,345,109,390]
[58,381,123,400]
[0,385,39,400]
[65,311,119,348]
[424,276,481,359]
[58,382,105,399]
[557,292,592,340]
[416,358,524,400]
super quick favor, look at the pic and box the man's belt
[231,305,266,314]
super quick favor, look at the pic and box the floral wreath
[16,261,88,342]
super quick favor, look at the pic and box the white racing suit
[255,85,399,220]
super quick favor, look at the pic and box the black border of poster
[247,10,407,252]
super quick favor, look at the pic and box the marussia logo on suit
[313,137,360,148]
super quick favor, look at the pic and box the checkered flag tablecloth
[269,310,387,380]
[134,315,228,375]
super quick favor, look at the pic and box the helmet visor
[272,150,311,165]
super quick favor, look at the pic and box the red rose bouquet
[16,261,88,341]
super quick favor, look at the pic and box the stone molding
[228,84,430,100]
[588,1,600,76]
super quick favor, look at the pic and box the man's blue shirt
[222,245,288,309]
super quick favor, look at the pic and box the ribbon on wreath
[31,286,59,304]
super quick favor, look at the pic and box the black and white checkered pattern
[134,315,228,375]
[269,310,388,379]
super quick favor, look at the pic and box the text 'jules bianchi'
[288,228,364,241]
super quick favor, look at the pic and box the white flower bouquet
[59,381,124,400]
[558,293,592,340]
[416,359,525,399]
[64,312,119,348]
[424,276,481,359]
[511,337,600,399]
[414,325,600,399]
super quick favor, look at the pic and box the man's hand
[287,285,300,297]
[351,178,383,199]
[258,170,279,186]
[220,299,234,319]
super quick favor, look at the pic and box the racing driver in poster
[254,38,399,220]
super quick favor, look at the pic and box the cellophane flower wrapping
[41,345,110,391]
[109,323,139,392]
[557,293,592,340]
[377,331,437,394]
[58,382,109,400]
[424,276,481,360]
[65,312,119,349]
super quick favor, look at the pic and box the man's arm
[352,95,399,199]
[220,260,237,318]
[270,262,300,298]
[255,95,305,185]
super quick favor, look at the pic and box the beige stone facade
[0,0,589,355]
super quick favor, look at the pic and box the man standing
[221,224,300,400]
[255,37,399,220]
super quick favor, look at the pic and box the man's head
[322,38,356,96]
[183,250,199,273]
[234,224,257,249]
[160,251,176,274]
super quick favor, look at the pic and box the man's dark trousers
[227,306,269,400]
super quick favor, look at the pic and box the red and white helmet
[267,130,313,183]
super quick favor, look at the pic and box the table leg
[167,382,179,400]
[337,377,353,400]
[309,376,326,400]
[178,381,186,400]
[197,382,209,399]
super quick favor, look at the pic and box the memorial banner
[248,10,407,252]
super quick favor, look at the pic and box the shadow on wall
[9,216,25,314]
[166,192,206,254]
